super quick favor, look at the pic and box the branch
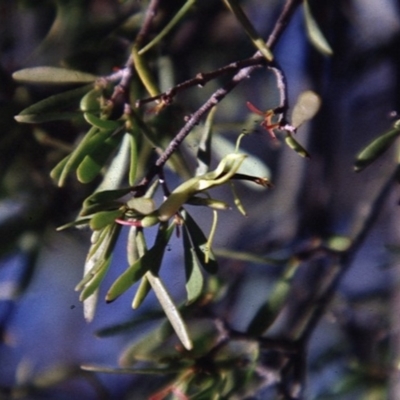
[138,0,304,189]
[299,164,400,343]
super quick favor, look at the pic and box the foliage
[2,0,399,399]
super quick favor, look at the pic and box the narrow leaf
[145,271,193,350]
[223,0,273,61]
[128,131,138,186]
[303,0,333,56]
[17,85,92,116]
[83,112,122,131]
[196,106,217,176]
[15,112,81,124]
[13,67,98,84]
[106,223,174,302]
[183,227,204,304]
[285,134,311,158]
[182,211,218,274]
[90,209,124,231]
[77,132,123,183]
[80,257,111,301]
[138,0,197,55]
[354,128,400,172]
[58,127,115,186]
[212,135,271,190]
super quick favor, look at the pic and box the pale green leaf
[212,135,271,191]
[105,223,174,302]
[291,90,321,128]
[13,67,98,84]
[90,209,123,231]
[145,271,193,350]
[303,0,333,56]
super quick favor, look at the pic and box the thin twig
[138,0,303,189]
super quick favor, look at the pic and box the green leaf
[128,131,138,186]
[285,134,311,158]
[131,276,151,309]
[15,112,82,124]
[158,153,246,221]
[90,209,124,231]
[79,256,111,301]
[212,135,271,191]
[56,216,91,231]
[13,67,98,84]
[183,227,204,304]
[76,224,121,292]
[83,112,122,131]
[223,0,273,62]
[77,131,123,183]
[79,88,103,112]
[303,0,333,56]
[291,90,321,128]
[182,211,218,274]
[15,85,92,123]
[58,126,116,186]
[105,223,174,302]
[81,188,132,216]
[354,128,400,172]
[145,271,193,350]
[138,0,197,55]
[50,155,71,184]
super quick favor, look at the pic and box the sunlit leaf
[131,276,151,309]
[212,135,271,190]
[90,209,123,231]
[145,271,193,350]
[79,256,111,301]
[13,67,98,84]
[354,128,400,172]
[158,153,246,221]
[105,223,174,302]
[303,0,333,56]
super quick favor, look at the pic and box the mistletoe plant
[13,0,395,398]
